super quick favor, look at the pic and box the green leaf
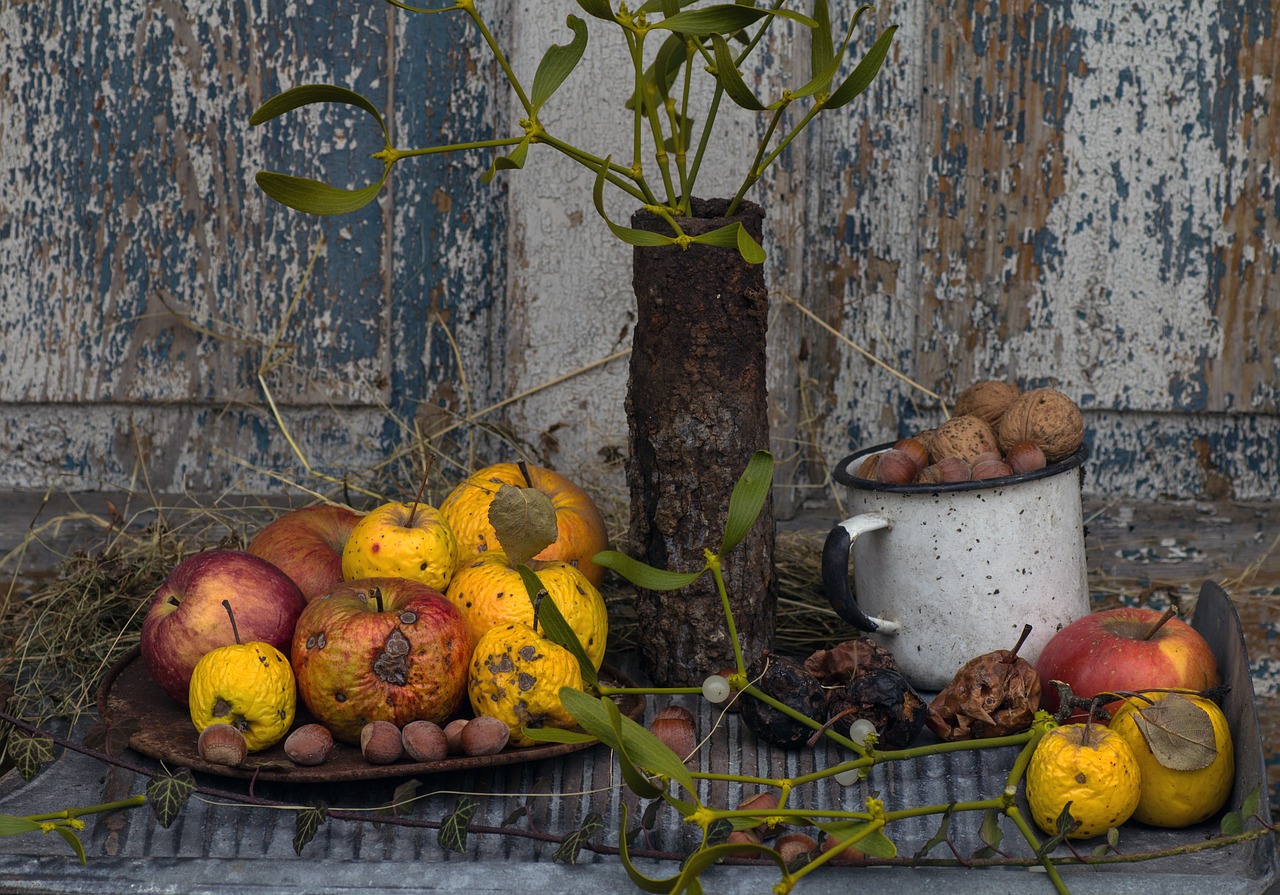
[8,730,54,782]
[685,221,764,265]
[254,171,388,216]
[707,34,765,110]
[249,84,388,136]
[489,485,559,566]
[574,0,615,21]
[515,564,598,688]
[480,137,531,185]
[719,450,773,554]
[438,795,478,853]
[978,806,1004,852]
[1241,786,1261,820]
[293,804,327,855]
[592,549,705,591]
[809,0,835,92]
[913,805,953,859]
[0,816,41,837]
[531,16,588,114]
[602,696,665,799]
[520,726,597,745]
[591,158,682,247]
[655,5,817,36]
[553,811,603,864]
[815,819,897,858]
[788,4,873,102]
[1220,810,1243,836]
[617,804,687,894]
[146,768,195,829]
[825,24,897,109]
[560,689,698,796]
[53,826,86,864]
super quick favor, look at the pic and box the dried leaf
[1132,694,1217,771]
[293,804,327,855]
[487,484,558,567]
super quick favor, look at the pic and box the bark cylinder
[626,198,777,686]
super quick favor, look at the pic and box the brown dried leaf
[1132,694,1217,771]
[487,484,559,567]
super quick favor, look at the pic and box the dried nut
[649,705,697,762]
[774,832,819,866]
[928,415,999,465]
[283,723,334,766]
[853,453,880,481]
[736,791,780,833]
[725,829,764,846]
[401,720,448,763]
[971,459,1013,480]
[996,388,1084,461]
[933,456,972,482]
[892,437,930,470]
[1005,440,1048,475]
[874,448,918,484]
[972,451,1003,467]
[914,464,945,485]
[198,723,248,767]
[821,833,865,865]
[444,718,470,754]
[460,715,510,756]
[360,720,404,764]
[953,379,1021,428]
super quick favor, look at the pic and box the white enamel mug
[822,443,1091,690]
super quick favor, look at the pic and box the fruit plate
[95,646,646,783]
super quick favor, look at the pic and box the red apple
[1035,607,1220,716]
[247,504,363,601]
[140,549,307,705]
[439,462,610,587]
[291,577,471,744]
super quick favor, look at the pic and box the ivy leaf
[531,16,589,115]
[82,717,141,757]
[501,805,529,828]
[8,729,55,782]
[591,549,704,591]
[293,804,327,856]
[705,817,733,846]
[438,795,478,854]
[977,806,1004,854]
[490,485,559,567]
[719,450,774,554]
[553,811,603,864]
[380,779,422,821]
[1132,694,1218,771]
[146,768,195,829]
[824,24,898,109]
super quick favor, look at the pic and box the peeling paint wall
[1,1,1277,502]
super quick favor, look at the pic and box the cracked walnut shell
[996,388,1084,462]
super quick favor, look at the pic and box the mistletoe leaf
[531,15,589,114]
[1132,694,1218,771]
[825,24,897,109]
[293,804,328,856]
[489,484,559,566]
[438,795,478,853]
[146,768,195,829]
[719,449,773,554]
[0,815,42,837]
[515,564,597,688]
[591,549,704,591]
[53,826,87,864]
[553,811,603,864]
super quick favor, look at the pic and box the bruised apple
[291,577,471,744]
[247,505,363,601]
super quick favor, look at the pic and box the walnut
[927,415,999,465]
[996,388,1084,462]
[953,380,1021,429]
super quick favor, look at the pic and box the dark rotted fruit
[827,667,927,749]
[804,637,899,686]
[926,627,1042,741]
[739,653,828,749]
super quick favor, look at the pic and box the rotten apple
[291,577,471,744]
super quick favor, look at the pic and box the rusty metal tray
[95,645,645,782]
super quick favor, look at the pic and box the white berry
[701,674,731,704]
[849,718,877,747]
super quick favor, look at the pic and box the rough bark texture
[626,198,777,687]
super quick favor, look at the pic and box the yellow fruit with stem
[467,621,584,747]
[1026,721,1141,839]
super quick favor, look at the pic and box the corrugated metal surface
[2,1,1279,499]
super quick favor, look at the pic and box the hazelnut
[401,720,448,763]
[996,388,1084,462]
[360,720,404,764]
[928,415,999,465]
[853,453,880,481]
[649,705,697,762]
[972,450,1003,467]
[971,459,1013,480]
[283,723,334,766]
[1005,440,1048,475]
[821,832,865,865]
[736,791,780,833]
[892,437,930,469]
[932,456,972,483]
[874,448,918,484]
[444,718,470,754]
[725,829,764,846]
[774,832,819,867]
[953,379,1021,428]
[198,723,248,767]
[460,715,510,756]
[914,464,945,485]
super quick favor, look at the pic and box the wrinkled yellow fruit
[1026,723,1141,839]
[189,641,296,752]
[1109,691,1235,828]
[445,552,608,670]
[341,502,459,592]
[468,622,584,747]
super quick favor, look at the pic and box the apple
[246,504,363,601]
[439,462,610,587]
[1035,607,1220,716]
[341,502,459,592]
[291,577,472,744]
[140,549,307,705]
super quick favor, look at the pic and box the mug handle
[821,512,901,634]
